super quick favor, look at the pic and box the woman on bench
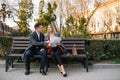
[45,25,67,77]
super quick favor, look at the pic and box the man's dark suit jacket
[27,31,45,50]
[22,31,45,61]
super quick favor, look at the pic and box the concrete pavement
[0,60,120,80]
[0,65,120,80]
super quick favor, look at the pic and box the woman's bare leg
[60,65,66,74]
[57,65,62,73]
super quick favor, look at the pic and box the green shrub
[86,39,120,61]
[110,58,120,64]
[0,37,12,57]
[0,44,5,57]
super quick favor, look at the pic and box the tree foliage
[13,0,33,36]
[35,0,57,32]
[63,15,90,38]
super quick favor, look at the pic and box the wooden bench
[5,37,89,72]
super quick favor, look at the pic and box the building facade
[0,21,13,36]
[88,0,120,39]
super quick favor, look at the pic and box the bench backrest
[62,38,85,51]
[12,37,86,51]
[12,37,29,50]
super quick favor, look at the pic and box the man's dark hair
[34,23,42,29]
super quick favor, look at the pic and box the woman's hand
[48,41,52,46]
[45,40,49,44]
[46,40,50,43]
[56,42,60,45]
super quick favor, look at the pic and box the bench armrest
[84,51,89,56]
[86,51,89,55]
[5,50,13,56]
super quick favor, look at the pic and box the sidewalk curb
[0,60,120,69]
[90,64,120,69]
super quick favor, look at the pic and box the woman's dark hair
[34,23,42,29]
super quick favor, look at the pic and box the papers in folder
[50,36,61,47]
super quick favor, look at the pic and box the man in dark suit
[24,23,47,75]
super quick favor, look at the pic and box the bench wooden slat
[12,44,29,47]
[7,54,22,57]
[65,47,85,50]
[13,41,30,44]
[7,54,86,58]
[62,41,85,44]
[13,37,29,40]
[62,38,85,40]
[13,39,29,41]
[64,44,85,46]
[12,47,28,50]
[13,44,85,47]
[61,54,86,58]
[64,47,85,49]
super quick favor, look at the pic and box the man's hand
[40,48,44,51]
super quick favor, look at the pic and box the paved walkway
[0,66,120,80]
[0,60,120,80]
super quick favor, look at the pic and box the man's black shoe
[25,70,30,75]
[40,70,47,75]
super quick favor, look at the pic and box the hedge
[0,37,120,61]
[0,37,12,57]
[86,39,120,61]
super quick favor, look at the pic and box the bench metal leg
[5,57,14,72]
[11,58,14,68]
[81,59,86,68]
[5,58,9,72]
[85,58,88,72]
[5,57,11,72]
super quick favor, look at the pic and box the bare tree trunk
[87,1,101,27]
